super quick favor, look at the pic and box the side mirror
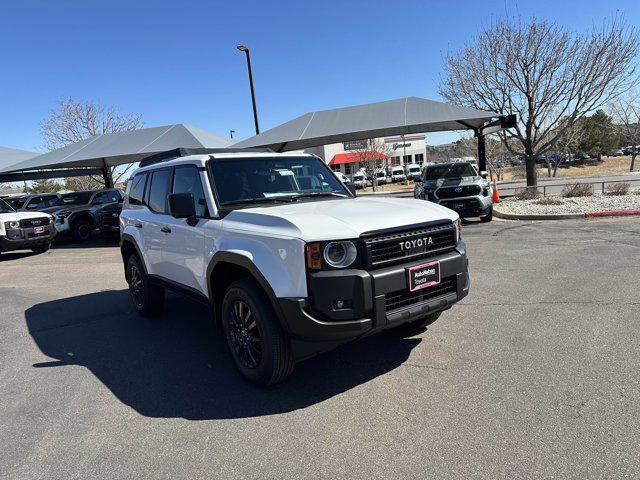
[480,171,488,179]
[168,193,196,224]
[345,181,357,196]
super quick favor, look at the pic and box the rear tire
[31,243,51,254]
[480,207,493,223]
[221,278,295,386]
[126,253,165,316]
[392,311,441,336]
[72,219,93,242]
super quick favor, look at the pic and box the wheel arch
[120,233,148,279]
[207,252,284,327]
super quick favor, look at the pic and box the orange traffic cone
[492,180,501,203]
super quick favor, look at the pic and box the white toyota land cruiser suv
[120,149,469,385]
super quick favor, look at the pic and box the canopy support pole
[477,134,487,173]
[101,161,114,188]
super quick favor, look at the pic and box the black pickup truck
[41,189,123,242]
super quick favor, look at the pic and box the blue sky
[1,0,638,153]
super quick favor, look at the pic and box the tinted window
[0,199,15,213]
[210,157,347,205]
[93,190,121,205]
[6,197,26,209]
[128,174,147,205]
[148,169,172,214]
[54,192,93,206]
[173,166,207,217]
[424,163,478,180]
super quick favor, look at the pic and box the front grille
[19,217,50,228]
[440,198,482,210]
[436,185,481,198]
[385,276,457,312]
[363,223,456,269]
[100,210,120,226]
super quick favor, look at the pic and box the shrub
[534,198,564,206]
[561,183,593,197]
[513,187,540,200]
[605,182,630,196]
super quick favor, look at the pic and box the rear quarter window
[128,173,147,206]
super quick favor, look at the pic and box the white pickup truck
[0,198,56,256]
[119,150,470,385]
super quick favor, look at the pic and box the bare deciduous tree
[609,91,640,171]
[41,99,143,189]
[439,16,639,187]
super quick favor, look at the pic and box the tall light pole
[236,45,260,135]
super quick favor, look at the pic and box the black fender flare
[206,251,285,323]
[120,233,148,276]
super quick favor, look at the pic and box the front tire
[126,253,165,316]
[480,206,493,223]
[72,219,93,242]
[221,278,295,386]
[31,243,52,254]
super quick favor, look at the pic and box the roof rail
[138,147,274,168]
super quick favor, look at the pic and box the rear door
[142,168,174,278]
[161,165,207,293]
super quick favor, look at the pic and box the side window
[172,166,208,217]
[128,173,147,206]
[92,192,106,205]
[102,190,121,204]
[147,169,172,214]
[25,197,43,210]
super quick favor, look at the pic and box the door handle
[160,226,172,234]
[134,223,143,229]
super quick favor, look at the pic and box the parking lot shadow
[25,290,421,420]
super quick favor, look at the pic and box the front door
[161,165,207,294]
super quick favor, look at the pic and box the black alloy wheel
[228,300,262,369]
[128,262,145,309]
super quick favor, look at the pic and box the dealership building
[304,135,427,176]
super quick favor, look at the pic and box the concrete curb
[493,208,584,221]
[585,209,640,218]
[495,207,640,221]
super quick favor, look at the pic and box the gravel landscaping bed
[495,194,640,215]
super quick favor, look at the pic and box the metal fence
[498,177,640,198]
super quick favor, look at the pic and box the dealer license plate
[33,226,45,234]
[407,260,441,292]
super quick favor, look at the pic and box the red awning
[329,152,385,165]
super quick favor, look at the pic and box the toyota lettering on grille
[399,236,434,251]
[31,220,41,225]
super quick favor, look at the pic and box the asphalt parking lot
[1,217,639,479]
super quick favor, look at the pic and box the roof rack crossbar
[138,147,274,167]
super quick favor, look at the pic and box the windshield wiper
[220,197,295,206]
[288,192,348,201]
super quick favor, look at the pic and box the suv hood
[222,196,458,241]
[0,210,53,221]
[40,204,88,215]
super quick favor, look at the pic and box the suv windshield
[0,198,16,213]
[210,157,349,206]
[5,197,26,209]
[53,192,93,206]
[425,163,477,180]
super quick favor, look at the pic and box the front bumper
[53,218,71,233]
[436,196,492,218]
[0,226,56,252]
[278,243,469,342]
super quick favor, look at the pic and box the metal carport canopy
[0,124,233,175]
[232,97,502,152]
[0,146,38,171]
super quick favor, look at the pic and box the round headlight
[9,221,20,229]
[323,241,357,268]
